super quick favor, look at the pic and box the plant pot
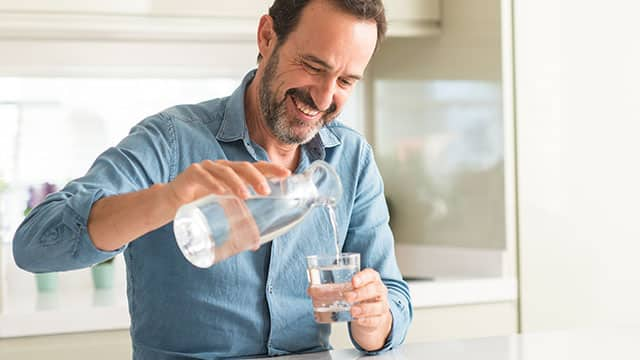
[91,262,115,289]
[35,272,59,292]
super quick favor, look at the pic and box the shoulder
[161,98,228,124]
[134,97,230,137]
[160,97,229,128]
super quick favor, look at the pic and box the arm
[13,115,176,271]
[88,159,289,252]
[343,145,413,353]
[13,114,289,271]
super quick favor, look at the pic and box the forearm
[88,183,178,251]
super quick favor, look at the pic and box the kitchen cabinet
[0,302,517,358]
[0,0,440,41]
[366,0,517,293]
[330,301,518,349]
[0,330,131,360]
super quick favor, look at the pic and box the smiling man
[13,0,412,359]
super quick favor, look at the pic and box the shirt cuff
[65,186,125,263]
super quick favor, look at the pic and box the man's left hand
[345,268,393,351]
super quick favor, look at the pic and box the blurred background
[1,0,639,358]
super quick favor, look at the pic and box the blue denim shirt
[13,70,412,359]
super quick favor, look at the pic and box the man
[13,0,412,358]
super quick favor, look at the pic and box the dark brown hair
[258,0,387,62]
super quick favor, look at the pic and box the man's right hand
[88,160,290,252]
[165,160,291,209]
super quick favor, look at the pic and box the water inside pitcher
[173,160,342,267]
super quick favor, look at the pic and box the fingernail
[353,277,361,287]
[351,306,361,316]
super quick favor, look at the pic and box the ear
[257,15,277,59]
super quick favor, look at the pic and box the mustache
[285,88,337,115]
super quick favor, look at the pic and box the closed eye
[338,77,355,87]
[303,62,322,73]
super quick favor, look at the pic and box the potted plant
[91,257,115,289]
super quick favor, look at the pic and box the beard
[259,47,338,145]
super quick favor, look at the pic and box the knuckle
[364,268,376,278]
[371,269,381,281]
[219,166,236,177]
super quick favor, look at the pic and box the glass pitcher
[173,160,342,268]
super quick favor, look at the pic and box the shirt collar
[216,70,255,142]
[216,69,342,151]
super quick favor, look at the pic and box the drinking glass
[306,253,360,323]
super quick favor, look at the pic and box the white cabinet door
[514,0,640,331]
[150,0,267,17]
[0,0,440,38]
[0,0,150,14]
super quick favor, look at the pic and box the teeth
[292,96,319,117]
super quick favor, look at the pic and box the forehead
[283,1,378,73]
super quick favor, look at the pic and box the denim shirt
[13,70,412,359]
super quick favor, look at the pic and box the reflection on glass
[375,80,505,249]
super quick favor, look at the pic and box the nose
[310,77,336,112]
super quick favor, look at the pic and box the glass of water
[306,253,360,323]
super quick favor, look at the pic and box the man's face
[258,1,378,145]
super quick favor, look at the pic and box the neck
[245,75,300,171]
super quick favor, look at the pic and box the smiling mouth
[290,95,320,117]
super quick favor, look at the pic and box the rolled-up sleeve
[13,113,175,272]
[343,144,413,354]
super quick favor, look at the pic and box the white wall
[515,0,640,331]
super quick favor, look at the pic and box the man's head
[254,0,386,145]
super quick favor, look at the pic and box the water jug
[173,160,342,268]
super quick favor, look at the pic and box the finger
[253,161,291,179]
[351,300,389,319]
[354,314,386,328]
[225,161,271,196]
[201,161,250,199]
[351,268,381,288]
[345,281,387,303]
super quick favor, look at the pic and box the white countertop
[408,277,517,308]
[268,327,640,360]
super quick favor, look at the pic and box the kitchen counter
[0,276,516,338]
[1,242,516,338]
[266,327,640,360]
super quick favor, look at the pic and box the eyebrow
[301,54,363,81]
